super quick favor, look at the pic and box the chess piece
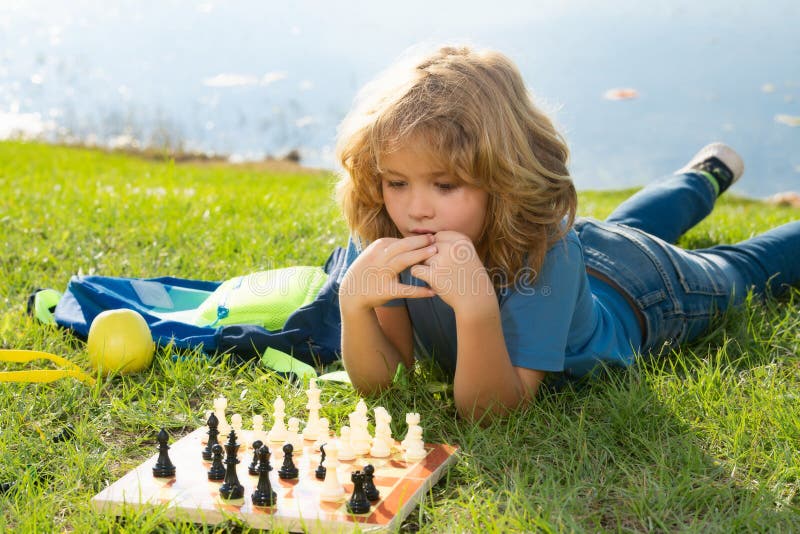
[313,418,330,451]
[337,426,356,461]
[152,428,176,478]
[251,445,277,507]
[203,412,220,461]
[219,430,244,500]
[363,464,380,501]
[278,443,298,479]
[252,414,267,443]
[201,409,212,444]
[214,395,230,436]
[315,443,327,480]
[303,381,322,440]
[346,471,371,514]
[402,412,420,450]
[287,417,303,450]
[208,444,225,481]
[404,424,427,461]
[319,444,345,502]
[268,396,288,443]
[231,413,243,435]
[248,440,263,475]
[349,414,371,456]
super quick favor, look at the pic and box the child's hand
[410,231,495,312]
[339,234,437,312]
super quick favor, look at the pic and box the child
[334,45,800,421]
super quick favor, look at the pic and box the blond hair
[336,45,577,287]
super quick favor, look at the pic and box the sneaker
[675,142,744,196]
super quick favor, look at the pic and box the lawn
[1,141,798,532]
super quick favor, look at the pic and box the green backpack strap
[0,349,96,385]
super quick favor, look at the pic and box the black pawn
[152,428,176,478]
[203,412,220,461]
[278,443,298,480]
[315,443,327,480]
[219,430,244,500]
[208,444,225,481]
[251,446,277,507]
[248,440,264,475]
[363,464,380,501]
[346,470,371,514]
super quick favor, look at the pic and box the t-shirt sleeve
[500,237,584,372]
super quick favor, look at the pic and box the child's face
[379,141,488,244]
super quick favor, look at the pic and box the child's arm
[339,235,436,394]
[410,231,546,420]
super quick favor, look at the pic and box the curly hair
[335,45,577,288]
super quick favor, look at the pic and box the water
[1,0,798,196]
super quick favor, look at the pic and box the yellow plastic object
[0,349,95,385]
[87,309,155,375]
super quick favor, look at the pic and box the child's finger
[380,234,434,260]
[395,282,435,299]
[388,245,437,273]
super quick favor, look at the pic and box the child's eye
[436,182,458,192]
[385,180,406,189]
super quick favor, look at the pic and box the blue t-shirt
[346,230,642,378]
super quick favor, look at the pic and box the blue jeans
[574,172,800,353]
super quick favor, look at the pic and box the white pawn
[201,409,213,444]
[313,418,330,451]
[402,412,420,450]
[319,444,346,502]
[286,417,304,451]
[252,414,267,444]
[268,396,287,443]
[404,425,426,461]
[336,426,356,461]
[231,413,243,437]
[214,396,230,436]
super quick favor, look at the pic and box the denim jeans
[574,172,800,353]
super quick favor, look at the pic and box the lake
[1,0,798,196]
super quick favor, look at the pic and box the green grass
[1,140,798,532]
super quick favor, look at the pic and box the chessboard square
[405,444,455,480]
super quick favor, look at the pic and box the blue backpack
[51,246,352,367]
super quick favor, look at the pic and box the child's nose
[408,191,434,219]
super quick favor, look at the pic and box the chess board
[91,427,458,532]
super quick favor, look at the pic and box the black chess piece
[363,464,380,501]
[347,470,371,514]
[152,428,176,478]
[208,444,225,481]
[203,413,220,461]
[251,445,277,507]
[248,440,264,475]
[278,443,299,479]
[315,443,327,480]
[219,430,244,500]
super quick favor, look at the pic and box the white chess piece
[303,382,322,441]
[370,407,393,457]
[214,396,230,436]
[252,414,267,444]
[319,444,346,502]
[268,396,287,443]
[201,409,213,444]
[402,412,420,450]
[230,413,243,437]
[350,413,372,456]
[337,426,356,461]
[313,418,330,451]
[287,417,303,451]
[404,425,426,461]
